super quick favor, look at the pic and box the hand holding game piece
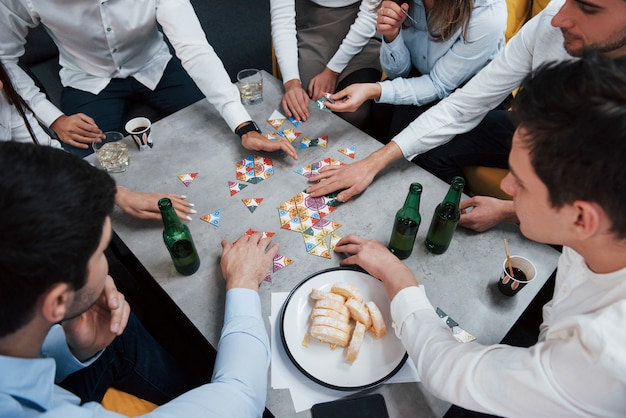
[241,130,298,160]
[306,158,377,202]
[324,83,382,113]
[376,1,409,43]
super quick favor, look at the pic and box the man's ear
[571,201,603,239]
[40,283,72,323]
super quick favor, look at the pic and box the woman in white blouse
[270,0,383,130]
[324,0,507,141]
[0,63,194,221]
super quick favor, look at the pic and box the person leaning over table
[270,0,382,131]
[0,61,195,221]
[0,0,297,160]
[334,54,626,416]
[308,0,626,226]
[322,0,506,142]
[0,141,277,417]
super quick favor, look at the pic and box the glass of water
[237,69,263,105]
[92,131,130,173]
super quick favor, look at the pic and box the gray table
[92,71,560,417]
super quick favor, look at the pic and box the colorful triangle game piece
[177,172,198,187]
[338,145,356,158]
[228,180,247,196]
[200,209,221,227]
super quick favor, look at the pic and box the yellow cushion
[505,0,533,41]
[101,387,158,416]
[462,166,512,200]
[531,0,551,17]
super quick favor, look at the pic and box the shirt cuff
[224,288,263,322]
[376,80,394,103]
[390,285,434,338]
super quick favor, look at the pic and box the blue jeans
[60,57,205,157]
[59,313,204,405]
[414,110,515,183]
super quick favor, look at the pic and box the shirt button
[106,27,112,32]
[112,48,117,53]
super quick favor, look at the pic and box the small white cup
[498,255,537,296]
[125,117,152,150]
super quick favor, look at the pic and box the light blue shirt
[377,0,507,106]
[0,288,270,418]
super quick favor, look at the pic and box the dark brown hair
[0,62,39,144]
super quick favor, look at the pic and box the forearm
[156,0,250,131]
[270,0,300,83]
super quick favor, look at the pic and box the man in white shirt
[308,0,626,227]
[0,0,297,159]
[0,142,276,417]
[334,53,626,416]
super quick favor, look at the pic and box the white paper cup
[125,117,152,150]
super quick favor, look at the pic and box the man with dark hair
[333,54,626,415]
[0,142,275,416]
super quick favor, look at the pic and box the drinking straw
[503,239,514,277]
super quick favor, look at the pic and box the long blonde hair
[427,0,473,42]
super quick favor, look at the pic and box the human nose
[551,0,573,29]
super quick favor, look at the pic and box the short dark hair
[0,142,116,337]
[512,53,626,239]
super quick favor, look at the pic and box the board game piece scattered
[242,197,264,213]
[177,172,198,187]
[294,157,344,178]
[200,209,221,227]
[277,128,301,143]
[287,115,302,127]
[436,308,477,343]
[299,135,328,149]
[235,155,274,184]
[267,110,286,130]
[228,180,247,196]
[264,132,278,141]
[338,145,356,158]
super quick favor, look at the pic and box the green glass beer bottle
[388,182,422,259]
[158,197,200,275]
[425,176,465,254]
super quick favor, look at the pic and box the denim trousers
[60,57,205,157]
[59,313,204,406]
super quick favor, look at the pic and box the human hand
[306,159,376,202]
[62,275,130,362]
[282,79,311,122]
[459,196,517,232]
[377,1,409,43]
[50,114,104,149]
[334,234,418,300]
[220,232,280,291]
[324,83,381,113]
[241,131,298,160]
[115,186,195,221]
[308,67,339,102]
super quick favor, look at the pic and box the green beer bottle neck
[398,182,422,219]
[158,198,185,233]
[441,176,464,208]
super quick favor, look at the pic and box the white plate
[280,267,407,390]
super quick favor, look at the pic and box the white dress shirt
[0,0,250,132]
[392,0,573,160]
[270,0,378,83]
[377,0,506,106]
[391,246,626,416]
